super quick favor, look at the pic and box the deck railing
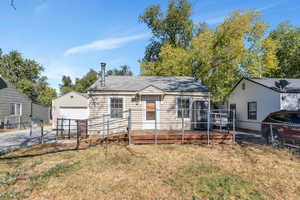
[56,108,237,145]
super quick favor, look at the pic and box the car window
[271,113,289,122]
[289,113,300,124]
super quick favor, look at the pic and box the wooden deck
[101,130,234,145]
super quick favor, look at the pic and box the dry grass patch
[0,143,299,200]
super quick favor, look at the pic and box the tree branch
[10,0,16,10]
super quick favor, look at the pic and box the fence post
[232,110,236,144]
[29,119,33,137]
[181,107,184,144]
[270,124,274,144]
[60,118,64,138]
[56,118,59,137]
[76,120,80,149]
[86,119,88,138]
[68,119,71,139]
[128,109,132,145]
[40,120,44,144]
[207,93,211,145]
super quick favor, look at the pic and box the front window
[247,102,257,120]
[110,97,123,118]
[146,101,156,120]
[177,97,190,118]
[9,103,22,116]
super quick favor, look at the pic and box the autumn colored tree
[139,0,196,65]
[141,9,279,101]
[267,22,300,78]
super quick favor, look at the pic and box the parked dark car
[261,110,300,144]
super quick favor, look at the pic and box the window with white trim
[9,103,22,116]
[247,102,257,120]
[177,97,190,118]
[110,97,123,118]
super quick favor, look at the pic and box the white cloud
[64,33,150,56]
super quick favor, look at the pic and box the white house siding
[88,94,136,134]
[228,79,281,131]
[280,93,300,110]
[88,92,208,134]
[52,92,88,129]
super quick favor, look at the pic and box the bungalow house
[88,74,210,132]
[228,77,300,131]
[0,76,50,128]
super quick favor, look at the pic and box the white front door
[143,100,160,129]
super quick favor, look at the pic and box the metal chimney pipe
[100,62,106,87]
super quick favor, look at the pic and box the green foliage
[193,11,279,101]
[73,69,98,93]
[0,49,56,105]
[268,22,300,78]
[140,8,280,101]
[59,75,74,95]
[37,87,57,105]
[142,44,192,76]
[139,0,196,63]
[107,65,133,76]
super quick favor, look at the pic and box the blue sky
[0,0,299,90]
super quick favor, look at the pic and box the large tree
[139,0,196,66]
[0,49,56,105]
[141,10,279,101]
[193,11,279,101]
[267,22,300,78]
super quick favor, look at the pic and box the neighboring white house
[52,91,89,129]
[228,77,300,131]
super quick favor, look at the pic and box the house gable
[138,85,164,95]
[228,78,281,131]
[53,91,88,108]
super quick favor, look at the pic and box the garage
[59,107,88,120]
[52,91,89,129]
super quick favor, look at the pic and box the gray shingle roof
[89,76,208,92]
[249,78,300,93]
